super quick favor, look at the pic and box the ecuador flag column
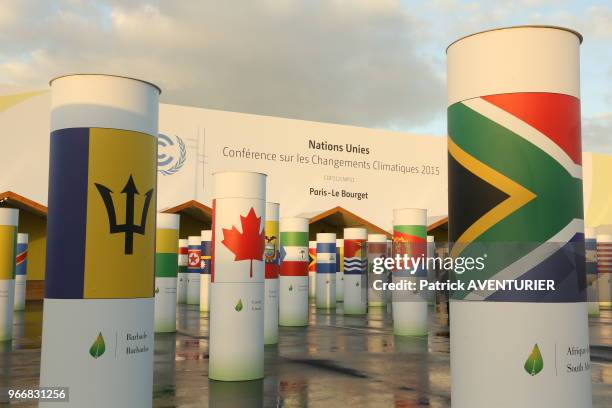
[14,233,28,311]
[40,74,160,407]
[279,217,309,326]
[264,202,280,344]
[209,171,266,381]
[0,209,18,341]
[154,213,180,333]
[447,27,591,407]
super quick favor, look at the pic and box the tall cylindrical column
[585,228,599,316]
[335,239,344,302]
[597,234,612,309]
[308,241,316,298]
[209,171,266,381]
[0,209,18,341]
[186,236,201,305]
[316,233,336,309]
[279,217,309,326]
[177,238,188,304]
[343,228,368,315]
[367,234,387,307]
[154,213,180,333]
[448,26,591,407]
[40,74,159,407]
[426,235,436,306]
[392,209,427,336]
[14,233,28,311]
[200,230,212,312]
[264,202,280,344]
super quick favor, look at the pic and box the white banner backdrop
[3,89,447,231]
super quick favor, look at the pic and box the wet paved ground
[2,301,611,407]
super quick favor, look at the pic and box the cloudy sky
[0,0,610,152]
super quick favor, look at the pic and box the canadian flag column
[209,171,266,381]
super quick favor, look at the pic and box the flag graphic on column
[448,92,585,302]
[344,241,366,276]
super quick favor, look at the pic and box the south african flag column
[200,230,212,312]
[177,239,188,304]
[154,213,180,333]
[308,241,316,298]
[0,208,18,341]
[209,171,266,381]
[279,217,309,326]
[40,74,159,407]
[343,228,368,315]
[447,27,591,407]
[264,202,280,344]
[186,236,201,305]
[392,208,427,336]
[14,233,28,311]
[316,233,336,309]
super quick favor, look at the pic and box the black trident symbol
[94,175,154,255]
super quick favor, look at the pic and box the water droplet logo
[289,284,293,291]
[89,332,106,359]
[235,299,243,312]
[524,343,543,376]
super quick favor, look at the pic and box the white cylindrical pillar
[367,234,387,307]
[335,239,344,302]
[177,238,188,304]
[264,202,280,344]
[426,235,436,306]
[154,213,180,333]
[315,233,336,309]
[343,228,368,315]
[200,230,212,312]
[209,171,266,381]
[40,74,159,407]
[0,209,18,341]
[186,236,201,305]
[585,228,599,316]
[597,234,612,309]
[14,233,28,311]
[448,26,591,407]
[308,241,316,298]
[392,208,428,336]
[279,217,309,326]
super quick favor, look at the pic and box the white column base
[336,271,344,302]
[308,272,316,298]
[186,273,201,305]
[154,277,177,333]
[344,274,367,315]
[264,278,279,344]
[279,276,308,326]
[315,274,336,309]
[200,274,211,312]
[176,273,187,304]
[0,280,15,341]
[14,274,26,311]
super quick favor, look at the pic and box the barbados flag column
[0,208,18,341]
[343,228,368,315]
[200,230,212,312]
[279,217,309,326]
[264,202,280,344]
[447,27,591,407]
[316,233,336,309]
[392,208,427,336]
[209,171,266,381]
[14,233,28,311]
[40,74,160,407]
[177,239,188,304]
[154,213,180,333]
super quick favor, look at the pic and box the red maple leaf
[221,207,265,278]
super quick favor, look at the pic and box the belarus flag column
[209,171,266,381]
[447,27,591,407]
[40,74,160,407]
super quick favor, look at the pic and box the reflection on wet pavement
[2,301,611,407]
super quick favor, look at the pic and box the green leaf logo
[355,282,359,287]
[235,299,243,312]
[289,284,293,291]
[524,343,543,376]
[155,287,159,294]
[89,332,106,359]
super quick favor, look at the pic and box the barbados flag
[45,127,157,299]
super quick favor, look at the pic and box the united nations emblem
[157,133,186,176]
